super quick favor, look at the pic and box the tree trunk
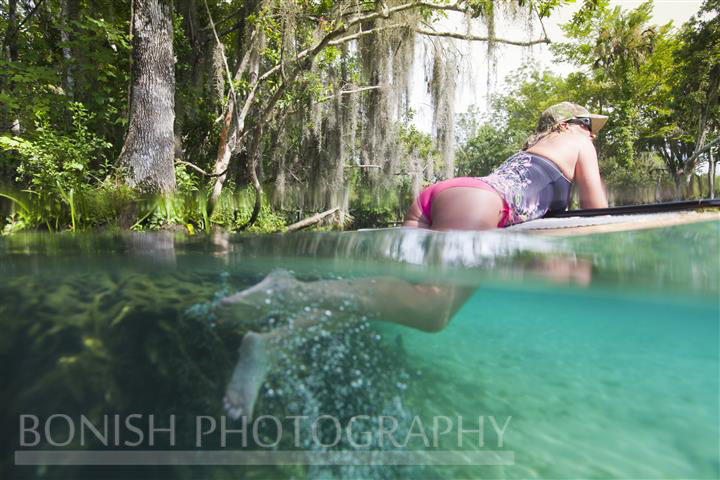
[210,32,261,203]
[209,0,262,203]
[709,150,716,199]
[60,0,75,96]
[211,95,239,201]
[5,0,18,62]
[238,124,264,230]
[3,0,21,135]
[673,174,684,200]
[286,208,339,232]
[118,0,176,193]
[684,64,720,183]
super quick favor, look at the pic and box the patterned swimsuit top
[481,151,572,225]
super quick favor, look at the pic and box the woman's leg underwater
[217,254,592,419]
[215,270,475,419]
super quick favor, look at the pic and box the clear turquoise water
[1,221,718,479]
[381,287,718,478]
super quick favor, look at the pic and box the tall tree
[674,0,720,185]
[552,1,686,192]
[117,0,176,192]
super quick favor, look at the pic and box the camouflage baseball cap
[537,101,608,135]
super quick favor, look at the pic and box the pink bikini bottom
[416,177,511,228]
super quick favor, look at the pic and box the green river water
[1,221,718,479]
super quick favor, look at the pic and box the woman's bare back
[526,129,586,180]
[527,124,608,209]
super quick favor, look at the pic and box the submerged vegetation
[1,255,426,479]
[0,0,717,233]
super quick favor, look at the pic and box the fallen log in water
[286,207,339,232]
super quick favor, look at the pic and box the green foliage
[348,189,407,229]
[348,204,398,230]
[394,120,440,186]
[569,0,610,26]
[174,164,202,194]
[670,0,720,174]
[0,3,131,162]
[0,63,57,113]
[0,191,38,234]
[210,188,287,233]
[0,181,138,234]
[65,13,131,145]
[398,122,437,161]
[0,183,289,235]
[0,102,115,231]
[1,103,112,197]
[117,186,287,234]
[555,0,660,95]
[493,67,586,135]
[455,106,518,176]
[456,123,515,176]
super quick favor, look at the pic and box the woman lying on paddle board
[403,102,609,230]
[218,102,602,420]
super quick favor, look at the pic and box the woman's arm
[574,138,608,209]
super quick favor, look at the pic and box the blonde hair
[522,123,568,150]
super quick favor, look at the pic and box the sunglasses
[567,117,592,131]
